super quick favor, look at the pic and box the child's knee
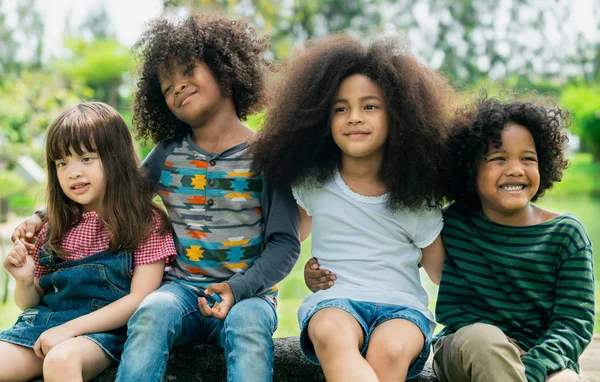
[44,346,80,376]
[453,323,507,352]
[366,340,415,366]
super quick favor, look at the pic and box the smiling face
[55,147,106,212]
[330,74,388,163]
[476,123,540,221]
[158,59,226,128]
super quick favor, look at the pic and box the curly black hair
[448,93,570,211]
[251,35,457,211]
[132,11,271,144]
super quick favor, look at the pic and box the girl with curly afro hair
[253,34,457,381]
[433,95,593,382]
[115,11,301,382]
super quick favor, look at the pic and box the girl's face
[476,123,540,221]
[55,147,106,212]
[158,59,226,128]
[331,74,388,163]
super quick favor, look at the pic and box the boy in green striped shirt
[434,96,594,382]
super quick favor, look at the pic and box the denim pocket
[18,308,39,326]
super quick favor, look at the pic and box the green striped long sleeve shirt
[436,204,594,382]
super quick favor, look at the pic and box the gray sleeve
[141,142,170,190]
[226,181,301,302]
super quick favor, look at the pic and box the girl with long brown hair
[0,102,177,382]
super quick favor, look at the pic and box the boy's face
[476,123,540,220]
[158,59,225,128]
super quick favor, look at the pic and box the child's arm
[298,205,312,242]
[225,186,301,303]
[33,260,165,359]
[4,239,44,310]
[420,235,445,285]
[520,245,594,382]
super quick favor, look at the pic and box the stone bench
[33,336,437,381]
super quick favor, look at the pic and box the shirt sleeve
[521,244,594,382]
[32,224,50,278]
[292,184,311,215]
[226,183,301,302]
[412,207,443,248]
[141,142,169,191]
[133,210,178,267]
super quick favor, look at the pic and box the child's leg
[0,341,43,381]
[308,307,378,382]
[220,296,277,382]
[43,337,112,382]
[116,282,213,382]
[433,323,526,382]
[546,369,583,381]
[365,318,424,382]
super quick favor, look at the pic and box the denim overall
[0,245,132,361]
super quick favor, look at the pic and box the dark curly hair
[251,35,457,211]
[132,11,271,144]
[448,93,570,211]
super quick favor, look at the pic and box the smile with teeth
[500,184,525,192]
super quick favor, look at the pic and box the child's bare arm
[33,260,165,359]
[420,235,445,285]
[298,206,312,242]
[4,240,44,310]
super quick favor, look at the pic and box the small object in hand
[210,293,222,303]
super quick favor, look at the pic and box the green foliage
[0,71,91,166]
[561,85,600,161]
[55,38,134,107]
[0,171,45,216]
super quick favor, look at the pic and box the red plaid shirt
[33,211,177,277]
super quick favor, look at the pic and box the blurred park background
[0,0,599,338]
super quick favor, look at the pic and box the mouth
[343,130,370,138]
[179,90,198,108]
[70,182,90,194]
[498,184,527,193]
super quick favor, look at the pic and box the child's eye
[489,157,505,162]
[523,156,537,162]
[163,85,173,95]
[55,161,66,168]
[364,104,378,110]
[334,107,347,113]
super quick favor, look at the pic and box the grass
[1,153,599,336]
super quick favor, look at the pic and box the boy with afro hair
[116,11,301,382]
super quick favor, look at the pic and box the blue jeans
[116,282,278,382]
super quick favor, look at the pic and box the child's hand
[304,257,336,292]
[3,240,35,284]
[198,282,235,320]
[11,214,43,254]
[33,324,77,359]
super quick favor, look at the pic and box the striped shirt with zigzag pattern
[436,203,594,382]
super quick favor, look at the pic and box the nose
[347,109,363,125]
[68,163,83,179]
[505,160,525,176]
[174,82,187,95]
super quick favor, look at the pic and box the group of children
[0,9,593,382]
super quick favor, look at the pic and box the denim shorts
[300,298,433,379]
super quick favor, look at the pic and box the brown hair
[45,102,170,256]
